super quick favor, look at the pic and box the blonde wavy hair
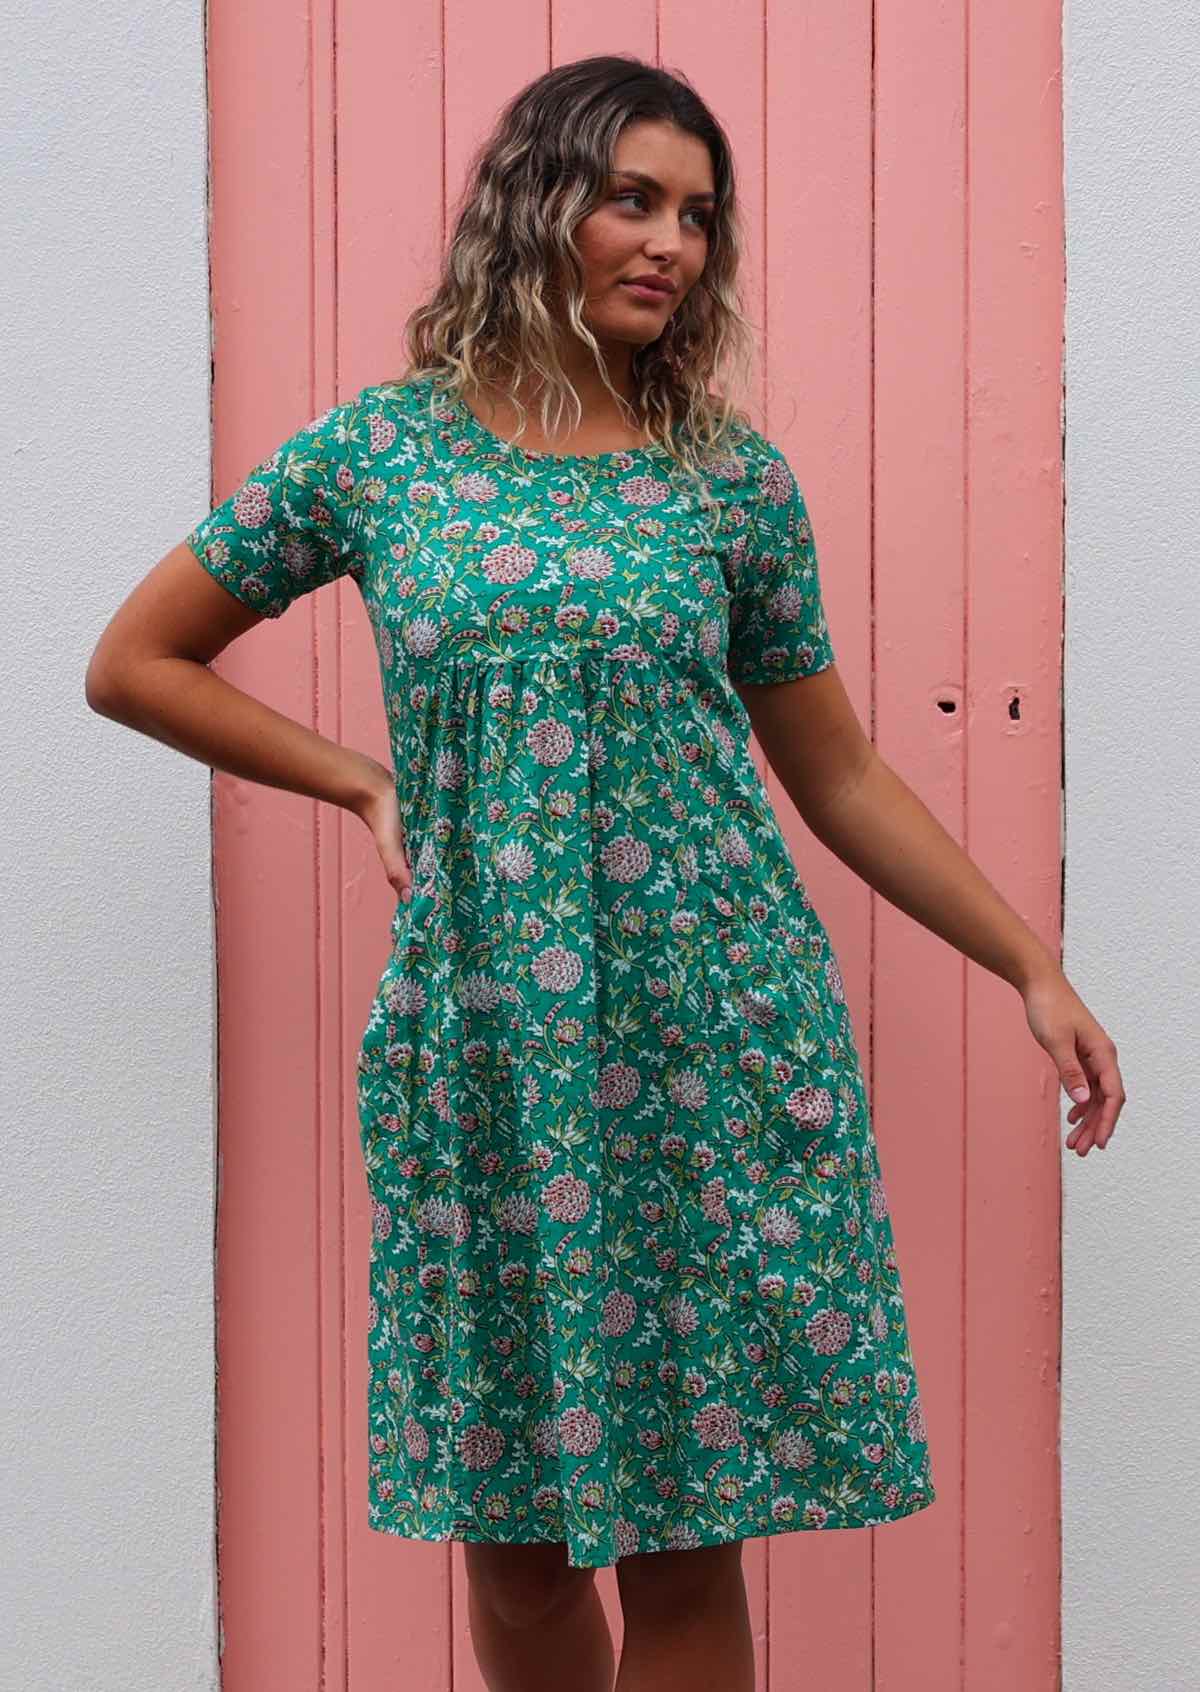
[393,53,760,507]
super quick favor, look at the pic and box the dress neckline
[441,381,671,466]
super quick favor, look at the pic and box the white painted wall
[0,3,218,1689]
[1062,4,1199,1689]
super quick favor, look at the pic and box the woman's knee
[464,1540,597,1630]
[615,1539,744,1617]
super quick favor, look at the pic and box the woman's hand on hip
[347,759,414,903]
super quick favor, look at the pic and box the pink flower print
[482,542,538,584]
[760,454,795,507]
[434,747,467,790]
[601,1289,637,1337]
[766,581,809,624]
[663,1293,700,1337]
[542,1171,591,1224]
[700,448,747,481]
[456,970,502,1014]
[786,1084,835,1131]
[555,602,589,633]
[403,1416,430,1461]
[805,1306,853,1356]
[716,826,753,870]
[452,470,500,501]
[770,1493,799,1524]
[415,1195,473,1244]
[668,1069,710,1112]
[367,410,397,454]
[617,472,672,507]
[595,1055,639,1109]
[530,1418,558,1458]
[458,1422,506,1470]
[531,944,583,994]
[232,480,273,527]
[699,1176,732,1229]
[384,973,427,1016]
[527,717,575,766]
[402,614,442,658]
[557,1405,603,1457]
[691,1401,742,1451]
[772,1427,817,1471]
[494,1197,534,1238]
[567,546,614,581]
[758,1205,802,1248]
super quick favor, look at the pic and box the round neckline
[441,381,669,465]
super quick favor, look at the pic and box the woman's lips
[621,281,673,303]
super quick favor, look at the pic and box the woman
[85,53,1123,1692]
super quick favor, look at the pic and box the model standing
[86,53,1124,1692]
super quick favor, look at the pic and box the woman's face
[572,119,716,352]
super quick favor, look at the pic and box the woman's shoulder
[690,406,783,499]
[352,367,440,415]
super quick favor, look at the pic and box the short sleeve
[726,446,836,685]
[186,393,362,619]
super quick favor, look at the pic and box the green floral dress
[188,370,937,1568]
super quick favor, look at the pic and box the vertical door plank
[337,6,458,1689]
[872,1,967,1685]
[964,1,1064,1686]
[206,2,330,1687]
[763,3,878,1686]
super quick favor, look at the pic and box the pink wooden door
[201,3,1062,1687]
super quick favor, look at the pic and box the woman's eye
[614,191,709,230]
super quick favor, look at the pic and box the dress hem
[365,1484,937,1570]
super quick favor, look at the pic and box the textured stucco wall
[1062,3,1199,1689]
[0,2,219,1688]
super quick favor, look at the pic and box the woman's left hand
[1020,967,1126,1155]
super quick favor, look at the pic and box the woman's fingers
[1063,1037,1125,1154]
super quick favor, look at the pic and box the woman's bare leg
[614,1541,755,1692]
[464,1541,615,1692]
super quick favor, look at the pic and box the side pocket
[355,959,396,1131]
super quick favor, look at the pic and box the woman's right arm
[83,539,413,898]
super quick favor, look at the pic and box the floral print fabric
[188,371,936,1567]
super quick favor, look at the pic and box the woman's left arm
[738,664,1126,1157]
